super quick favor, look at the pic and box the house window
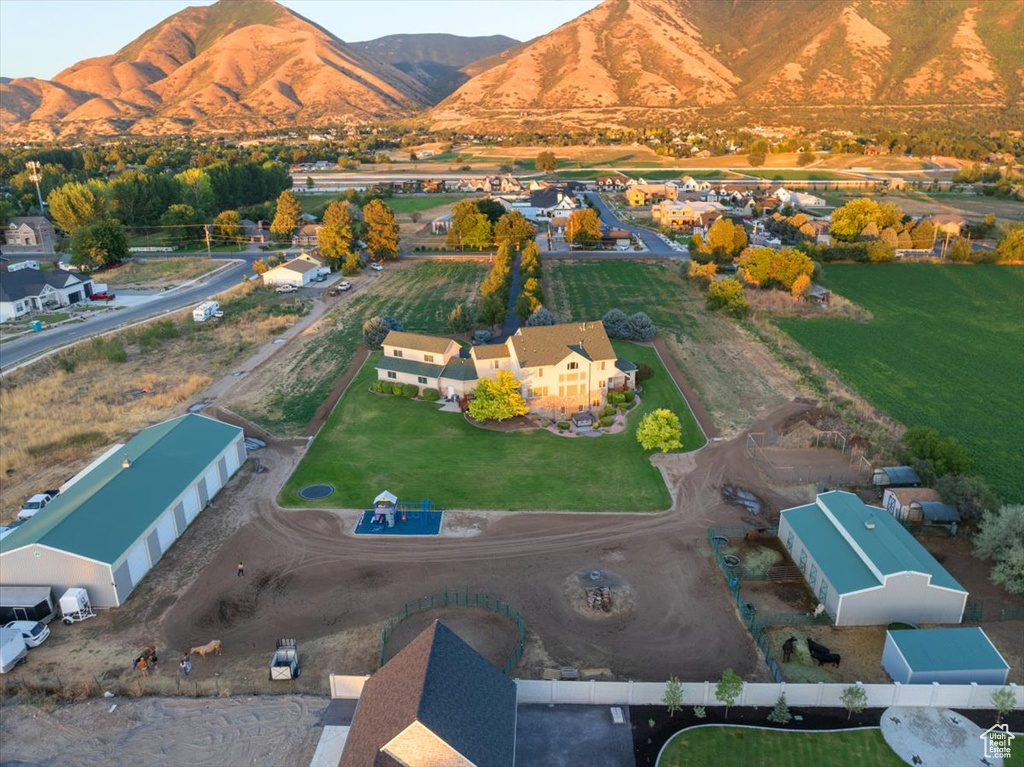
[567,362,579,370]
[786,531,794,552]
[808,563,818,588]
[559,375,565,383]
[417,376,427,385]
[798,549,807,573]
[387,372,397,380]
[818,582,828,604]
[598,380,605,388]
[492,360,500,369]
[601,361,606,370]
[538,369,543,377]
[392,350,403,358]
[424,354,434,363]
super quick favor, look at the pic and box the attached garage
[0,414,245,608]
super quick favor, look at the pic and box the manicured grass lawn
[281,342,705,511]
[777,265,1024,501]
[657,727,904,767]
[385,195,465,215]
[740,169,851,181]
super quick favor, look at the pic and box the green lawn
[777,265,1024,501]
[385,195,465,215]
[658,727,904,767]
[281,341,704,511]
[740,169,852,181]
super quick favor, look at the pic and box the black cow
[782,636,797,662]
[816,652,841,667]
[807,637,831,658]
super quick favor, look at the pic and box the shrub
[635,363,654,383]
[693,706,707,719]
[618,405,629,414]
[626,311,656,341]
[602,308,630,339]
[608,391,625,405]
[637,408,683,452]
[557,421,570,431]
[624,390,636,402]
[370,381,385,393]
[601,405,616,418]
[706,279,750,317]
[391,383,405,396]
[599,416,614,427]
[92,337,127,363]
[423,388,440,402]
[402,384,418,398]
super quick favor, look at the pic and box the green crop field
[233,261,487,435]
[385,195,465,215]
[281,341,704,511]
[740,169,852,181]
[658,727,904,767]
[777,265,1024,501]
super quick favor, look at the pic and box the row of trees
[515,243,544,321]
[446,201,537,251]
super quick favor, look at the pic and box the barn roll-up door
[126,541,151,587]
[183,487,201,523]
[204,464,221,498]
[225,442,240,475]
[156,512,176,553]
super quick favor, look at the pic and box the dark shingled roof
[0,269,90,302]
[917,501,961,525]
[376,356,444,379]
[615,358,637,372]
[440,357,478,382]
[341,620,517,767]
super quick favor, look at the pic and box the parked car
[329,281,352,296]
[275,284,298,293]
[312,274,326,282]
[17,491,58,521]
[2,621,50,647]
[90,292,116,301]
[370,262,384,272]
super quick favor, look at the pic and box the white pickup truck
[17,490,58,521]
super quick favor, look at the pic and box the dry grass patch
[102,257,220,287]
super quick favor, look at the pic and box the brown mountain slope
[432,0,1023,129]
[0,0,431,138]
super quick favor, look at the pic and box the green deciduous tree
[935,474,997,523]
[519,241,542,278]
[270,190,302,241]
[840,685,867,720]
[903,426,971,477]
[706,279,750,317]
[715,668,743,718]
[173,168,215,217]
[663,676,683,717]
[319,201,355,262]
[494,211,536,248]
[47,181,107,233]
[70,219,129,269]
[996,225,1024,262]
[363,199,400,260]
[796,151,816,167]
[535,151,557,172]
[469,370,528,422]
[973,505,1024,595]
[463,213,494,250]
[991,687,1016,723]
[213,209,242,242]
[160,204,202,241]
[447,199,483,249]
[636,409,683,452]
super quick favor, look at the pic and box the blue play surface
[354,510,443,536]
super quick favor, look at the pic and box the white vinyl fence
[514,679,1023,711]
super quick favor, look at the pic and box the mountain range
[1,0,1021,139]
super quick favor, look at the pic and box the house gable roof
[0,415,242,564]
[0,269,89,303]
[382,331,456,356]
[510,321,615,368]
[270,258,319,275]
[781,491,965,595]
[341,620,517,767]
[470,343,510,361]
[376,356,445,379]
[440,357,479,382]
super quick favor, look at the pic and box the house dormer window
[567,362,579,370]
[424,354,434,363]
[393,350,403,358]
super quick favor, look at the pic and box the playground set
[354,491,444,536]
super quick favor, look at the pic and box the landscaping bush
[608,391,625,405]
[370,381,385,393]
[402,384,419,398]
[618,405,629,414]
[601,405,616,418]
[624,390,636,402]
[391,383,405,396]
[423,388,440,402]
[599,416,614,427]
[635,362,654,383]
[557,421,570,431]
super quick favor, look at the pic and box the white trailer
[269,638,300,680]
[59,588,96,625]
[0,627,28,673]
[192,301,220,322]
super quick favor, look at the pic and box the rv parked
[0,628,28,673]
[0,586,57,625]
[193,301,220,322]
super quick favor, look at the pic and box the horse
[816,652,841,668]
[782,636,796,662]
[190,639,222,659]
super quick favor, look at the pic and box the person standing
[237,561,244,578]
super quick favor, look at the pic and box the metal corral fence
[709,527,831,683]
[380,587,526,675]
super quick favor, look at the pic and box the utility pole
[204,224,212,257]
[26,161,44,212]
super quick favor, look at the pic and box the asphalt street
[0,259,252,372]
[584,191,683,256]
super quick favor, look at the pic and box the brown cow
[189,640,222,659]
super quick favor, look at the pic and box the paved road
[584,192,684,257]
[0,260,252,372]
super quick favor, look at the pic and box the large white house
[0,266,95,323]
[376,322,637,418]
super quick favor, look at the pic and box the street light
[25,161,44,211]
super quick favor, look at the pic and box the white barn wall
[839,573,966,626]
[0,546,116,607]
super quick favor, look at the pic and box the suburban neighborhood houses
[0,0,1022,765]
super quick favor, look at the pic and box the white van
[193,301,220,322]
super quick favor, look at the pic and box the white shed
[882,627,1009,685]
[0,415,245,608]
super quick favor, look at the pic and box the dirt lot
[0,695,326,767]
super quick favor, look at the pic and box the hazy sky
[0,0,602,79]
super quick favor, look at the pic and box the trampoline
[299,484,334,500]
